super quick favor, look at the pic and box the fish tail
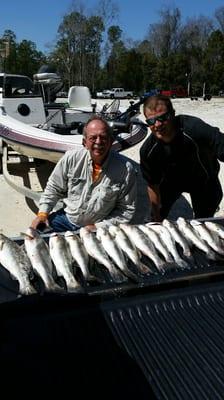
[20,284,37,295]
[45,283,65,293]
[110,267,128,283]
[138,262,153,275]
[154,261,166,274]
[123,269,141,283]
[176,259,190,270]
[207,250,219,261]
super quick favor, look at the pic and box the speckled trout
[109,225,150,275]
[190,220,224,255]
[79,227,126,283]
[138,224,174,263]
[24,228,62,292]
[96,227,138,282]
[49,233,82,292]
[205,221,224,240]
[163,219,193,259]
[120,224,164,273]
[0,233,36,295]
[147,222,189,270]
[65,231,99,282]
[177,217,217,260]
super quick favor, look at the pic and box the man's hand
[150,208,163,222]
[31,213,49,231]
[85,224,96,232]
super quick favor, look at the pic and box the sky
[1,0,224,53]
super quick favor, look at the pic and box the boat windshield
[3,75,41,98]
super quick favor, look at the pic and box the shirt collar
[88,150,112,170]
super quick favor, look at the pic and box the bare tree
[180,16,214,51]
[214,6,224,33]
[147,6,182,57]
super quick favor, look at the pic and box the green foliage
[0,29,46,77]
[2,5,224,95]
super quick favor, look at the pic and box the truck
[160,87,187,98]
[109,88,133,99]
[96,89,112,99]
[96,88,134,99]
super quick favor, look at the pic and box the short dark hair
[83,115,113,138]
[143,94,175,116]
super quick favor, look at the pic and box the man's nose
[95,136,102,143]
[154,119,162,127]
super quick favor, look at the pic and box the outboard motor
[33,65,64,104]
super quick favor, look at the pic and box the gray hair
[83,115,114,139]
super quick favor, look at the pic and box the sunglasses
[146,111,171,126]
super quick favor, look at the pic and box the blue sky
[1,0,224,53]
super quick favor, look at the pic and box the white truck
[109,88,133,99]
[96,88,133,99]
[96,89,112,99]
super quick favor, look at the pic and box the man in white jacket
[31,116,137,232]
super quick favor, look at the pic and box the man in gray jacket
[31,116,137,232]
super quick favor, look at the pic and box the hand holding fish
[31,212,50,231]
[84,224,96,232]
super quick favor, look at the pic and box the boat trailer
[0,140,42,203]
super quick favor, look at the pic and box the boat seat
[68,86,93,110]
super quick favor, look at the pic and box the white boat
[0,73,147,163]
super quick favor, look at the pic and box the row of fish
[0,218,224,296]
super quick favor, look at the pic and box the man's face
[83,120,112,164]
[144,102,174,142]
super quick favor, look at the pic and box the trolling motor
[107,96,147,136]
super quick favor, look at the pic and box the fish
[190,220,224,255]
[177,217,217,260]
[119,224,164,273]
[65,231,99,282]
[24,228,62,292]
[147,222,190,270]
[162,219,193,259]
[108,225,151,275]
[49,233,82,292]
[79,227,126,283]
[204,221,224,240]
[96,227,138,282]
[0,233,36,295]
[138,224,174,263]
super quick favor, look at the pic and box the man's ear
[82,137,86,147]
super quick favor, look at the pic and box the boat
[0,72,147,163]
